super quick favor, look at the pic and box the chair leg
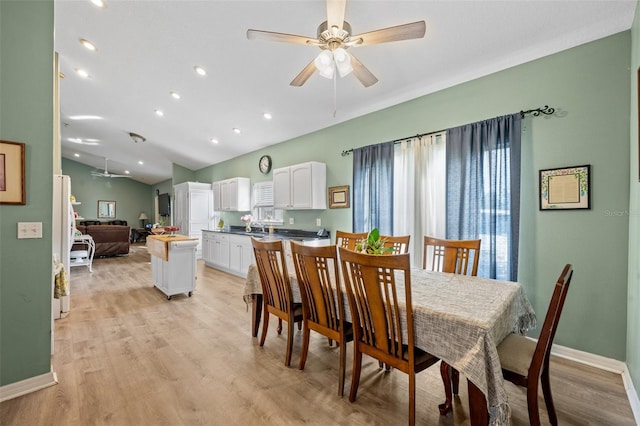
[338,338,346,397]
[277,318,283,335]
[451,367,459,395]
[284,319,294,367]
[299,321,310,370]
[409,372,416,426]
[439,361,453,415]
[349,348,363,403]
[541,365,558,425]
[259,310,270,347]
[526,380,542,426]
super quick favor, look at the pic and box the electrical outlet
[17,222,43,239]
[316,218,321,226]
[289,217,294,225]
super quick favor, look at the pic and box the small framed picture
[328,185,350,209]
[539,165,590,210]
[0,140,26,205]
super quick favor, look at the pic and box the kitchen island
[147,234,199,299]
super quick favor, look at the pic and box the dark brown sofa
[75,224,130,257]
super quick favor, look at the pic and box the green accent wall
[61,158,154,228]
[627,1,640,396]
[197,32,632,361]
[0,0,55,385]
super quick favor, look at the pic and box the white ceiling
[55,0,637,184]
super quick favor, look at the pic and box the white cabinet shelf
[273,161,326,210]
[70,234,95,272]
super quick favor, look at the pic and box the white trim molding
[0,370,58,403]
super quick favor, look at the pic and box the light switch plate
[18,222,43,239]
[289,217,294,225]
[316,218,321,226]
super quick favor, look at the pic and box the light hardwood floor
[1,244,636,425]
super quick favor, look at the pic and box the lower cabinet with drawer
[203,231,252,278]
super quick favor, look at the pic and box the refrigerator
[52,174,75,319]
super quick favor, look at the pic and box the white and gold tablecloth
[244,264,535,425]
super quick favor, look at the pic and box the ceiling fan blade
[290,59,318,87]
[349,53,378,88]
[326,0,346,31]
[352,21,426,47]
[247,29,316,45]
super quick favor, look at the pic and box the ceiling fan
[247,0,426,88]
[91,158,130,178]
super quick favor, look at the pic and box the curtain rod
[340,105,555,157]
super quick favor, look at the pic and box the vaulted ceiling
[55,0,637,184]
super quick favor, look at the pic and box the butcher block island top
[146,234,197,261]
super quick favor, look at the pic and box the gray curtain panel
[352,141,395,235]
[446,114,521,281]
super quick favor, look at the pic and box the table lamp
[138,212,149,228]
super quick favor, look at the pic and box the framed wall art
[539,165,590,210]
[0,140,26,205]
[328,185,350,209]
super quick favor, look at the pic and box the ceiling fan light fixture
[333,47,353,77]
[315,50,335,79]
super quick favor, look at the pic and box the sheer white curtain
[393,133,446,257]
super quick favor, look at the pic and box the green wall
[627,1,640,396]
[0,0,55,385]
[197,32,632,361]
[61,158,154,228]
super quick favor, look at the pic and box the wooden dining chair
[251,237,303,367]
[497,264,573,426]
[381,234,411,254]
[290,242,353,396]
[338,247,440,425]
[422,235,482,415]
[335,230,368,251]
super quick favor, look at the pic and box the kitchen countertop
[202,226,330,242]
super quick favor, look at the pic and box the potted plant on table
[355,228,395,255]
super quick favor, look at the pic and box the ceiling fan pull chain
[333,72,337,118]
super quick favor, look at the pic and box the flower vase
[245,222,252,232]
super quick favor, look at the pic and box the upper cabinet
[212,177,250,211]
[273,161,326,210]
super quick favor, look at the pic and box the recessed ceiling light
[233,128,241,134]
[263,113,272,120]
[124,170,130,174]
[155,109,164,117]
[67,137,82,144]
[75,68,89,78]
[68,115,102,120]
[138,161,144,165]
[210,138,219,144]
[74,153,80,157]
[90,0,106,8]
[194,66,207,76]
[170,91,181,100]
[84,138,99,142]
[79,38,97,51]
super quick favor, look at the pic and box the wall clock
[259,155,272,174]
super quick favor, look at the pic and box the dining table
[243,260,536,426]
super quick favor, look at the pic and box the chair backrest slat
[423,236,481,276]
[291,242,343,331]
[339,248,415,361]
[251,238,293,313]
[335,230,368,251]
[381,235,411,255]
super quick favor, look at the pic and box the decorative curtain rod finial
[521,105,555,118]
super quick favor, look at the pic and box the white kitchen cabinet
[173,182,213,259]
[273,161,326,209]
[212,181,221,211]
[229,235,254,276]
[203,231,230,270]
[212,177,251,211]
[203,231,254,278]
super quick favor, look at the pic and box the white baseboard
[544,340,640,424]
[0,370,58,403]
